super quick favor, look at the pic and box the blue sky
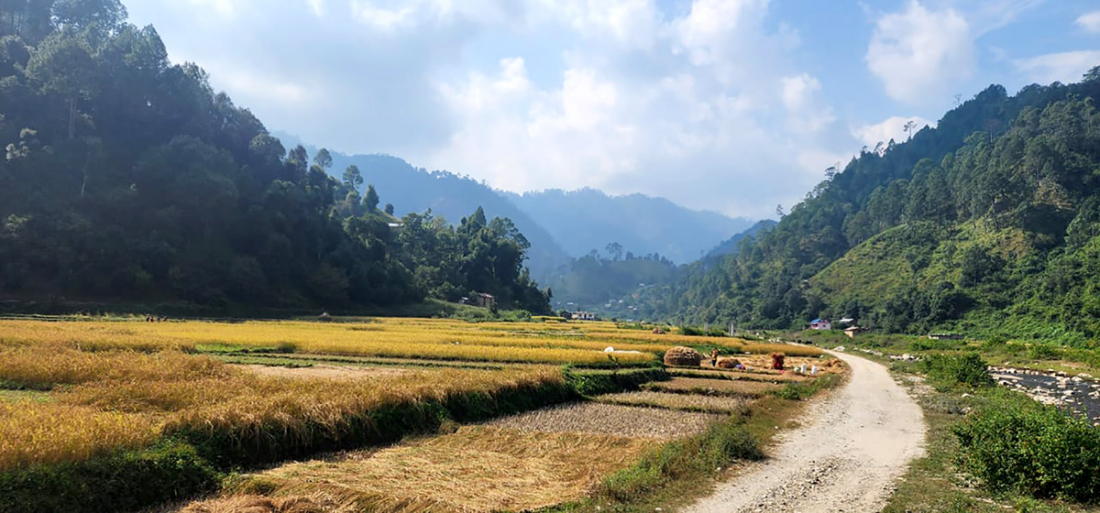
[126,0,1100,219]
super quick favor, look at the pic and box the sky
[126,0,1100,219]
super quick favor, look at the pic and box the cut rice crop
[594,391,750,414]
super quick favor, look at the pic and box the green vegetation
[955,390,1100,504]
[921,353,993,391]
[0,0,549,314]
[630,70,1100,347]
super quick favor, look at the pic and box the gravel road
[686,350,926,513]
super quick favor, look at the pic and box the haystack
[715,357,741,369]
[664,346,702,367]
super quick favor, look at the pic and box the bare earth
[686,350,926,513]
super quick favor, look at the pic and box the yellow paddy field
[0,316,828,513]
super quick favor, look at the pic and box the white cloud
[780,73,835,134]
[1015,50,1100,85]
[866,1,974,105]
[128,0,856,219]
[853,116,935,149]
[1077,11,1100,34]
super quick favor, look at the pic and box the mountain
[704,220,777,260]
[272,134,571,282]
[0,6,549,313]
[276,133,754,279]
[643,69,1100,343]
[505,188,754,263]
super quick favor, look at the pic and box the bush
[1026,344,1062,360]
[0,439,218,513]
[954,391,1100,503]
[921,353,992,391]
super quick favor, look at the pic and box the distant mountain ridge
[275,132,755,280]
[504,188,753,264]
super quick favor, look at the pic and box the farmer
[710,349,719,367]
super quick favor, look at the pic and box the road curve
[685,350,926,513]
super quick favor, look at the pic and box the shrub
[954,391,1100,503]
[921,353,992,391]
[0,439,219,513]
[1026,344,1061,360]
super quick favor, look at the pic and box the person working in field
[710,349,719,367]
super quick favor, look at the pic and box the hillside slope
[651,70,1100,344]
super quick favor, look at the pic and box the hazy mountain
[276,133,753,280]
[505,188,754,263]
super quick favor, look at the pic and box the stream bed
[990,367,1100,425]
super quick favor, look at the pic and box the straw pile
[664,346,702,367]
[715,358,740,369]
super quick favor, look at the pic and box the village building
[810,318,832,330]
[475,293,495,309]
[572,311,597,321]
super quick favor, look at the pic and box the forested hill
[0,0,550,313]
[656,70,1100,344]
[267,137,572,282]
[505,188,753,264]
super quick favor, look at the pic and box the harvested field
[185,426,655,513]
[240,364,409,380]
[645,377,784,397]
[671,368,812,382]
[485,402,723,439]
[595,391,749,414]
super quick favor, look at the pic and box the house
[928,333,964,340]
[837,317,856,327]
[810,318,832,330]
[475,293,495,309]
[572,311,597,321]
[844,326,864,339]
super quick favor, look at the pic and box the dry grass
[594,391,750,414]
[644,377,785,397]
[486,402,723,439]
[185,426,654,513]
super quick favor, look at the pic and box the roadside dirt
[686,350,926,513]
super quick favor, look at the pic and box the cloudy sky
[127,0,1100,219]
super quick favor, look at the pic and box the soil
[686,350,926,513]
[240,364,408,380]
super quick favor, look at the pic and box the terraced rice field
[486,402,725,439]
[595,390,750,413]
[646,377,785,397]
[185,426,658,513]
[0,315,827,512]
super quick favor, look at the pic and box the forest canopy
[0,0,549,313]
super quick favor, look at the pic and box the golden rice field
[0,315,824,512]
[0,318,820,366]
[0,345,563,472]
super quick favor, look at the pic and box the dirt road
[686,350,926,513]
